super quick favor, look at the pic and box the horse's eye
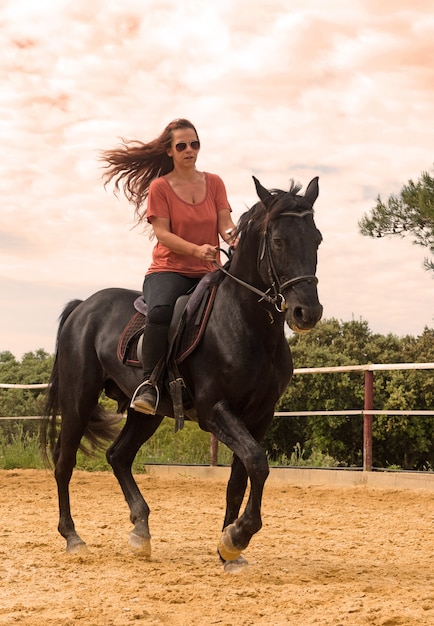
[272,238,283,250]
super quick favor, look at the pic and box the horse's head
[252,176,323,332]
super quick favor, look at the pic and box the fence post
[363,369,373,471]
[210,434,219,466]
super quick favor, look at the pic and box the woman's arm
[151,216,218,262]
[218,209,237,245]
[218,209,238,246]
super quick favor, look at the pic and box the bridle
[214,209,318,313]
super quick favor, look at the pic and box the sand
[0,469,433,625]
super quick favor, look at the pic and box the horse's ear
[253,176,272,203]
[304,177,319,206]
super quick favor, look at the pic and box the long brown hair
[101,118,199,224]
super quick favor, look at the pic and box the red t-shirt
[146,172,231,277]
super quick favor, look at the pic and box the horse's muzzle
[286,301,323,332]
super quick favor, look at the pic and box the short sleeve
[147,178,170,222]
[207,173,231,212]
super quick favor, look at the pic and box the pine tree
[359,168,434,271]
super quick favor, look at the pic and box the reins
[214,208,318,313]
[214,254,286,311]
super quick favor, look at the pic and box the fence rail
[0,383,48,389]
[289,362,434,471]
[2,362,434,471]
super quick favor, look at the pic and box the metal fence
[279,362,434,471]
[1,362,434,471]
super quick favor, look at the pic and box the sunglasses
[175,140,200,152]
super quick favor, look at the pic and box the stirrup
[130,380,160,414]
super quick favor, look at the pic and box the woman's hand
[195,244,218,262]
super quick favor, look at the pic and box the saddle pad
[117,311,145,367]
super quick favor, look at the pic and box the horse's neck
[229,240,265,287]
[218,268,286,337]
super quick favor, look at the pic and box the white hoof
[217,525,242,562]
[223,556,249,573]
[67,543,88,555]
[129,531,151,558]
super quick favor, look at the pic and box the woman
[102,119,237,414]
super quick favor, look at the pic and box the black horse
[42,176,323,571]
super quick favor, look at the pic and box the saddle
[117,272,222,429]
[117,278,218,367]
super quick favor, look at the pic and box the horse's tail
[40,299,83,466]
[40,299,122,467]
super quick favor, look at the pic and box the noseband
[214,209,318,313]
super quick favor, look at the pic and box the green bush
[269,442,340,468]
[2,335,433,472]
[0,417,234,471]
[264,320,434,470]
[0,422,45,469]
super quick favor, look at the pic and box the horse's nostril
[292,304,323,328]
[294,306,304,321]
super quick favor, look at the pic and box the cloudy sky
[1,0,433,359]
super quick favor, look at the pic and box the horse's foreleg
[207,401,271,566]
[223,454,248,528]
[106,409,163,557]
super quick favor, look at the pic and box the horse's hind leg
[52,370,108,554]
[106,408,163,557]
[53,421,89,554]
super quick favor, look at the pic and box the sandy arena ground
[0,469,433,626]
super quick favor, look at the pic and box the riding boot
[131,321,169,415]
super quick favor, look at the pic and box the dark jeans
[142,272,201,325]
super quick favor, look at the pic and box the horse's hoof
[66,540,88,555]
[217,525,242,562]
[129,531,151,558]
[223,556,249,573]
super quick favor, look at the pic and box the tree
[0,350,53,416]
[371,328,434,469]
[0,349,120,415]
[358,168,434,271]
[0,350,55,444]
[263,319,434,469]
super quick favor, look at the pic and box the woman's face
[167,128,200,168]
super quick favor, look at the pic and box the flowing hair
[101,118,199,225]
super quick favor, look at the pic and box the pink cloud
[1,0,433,357]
